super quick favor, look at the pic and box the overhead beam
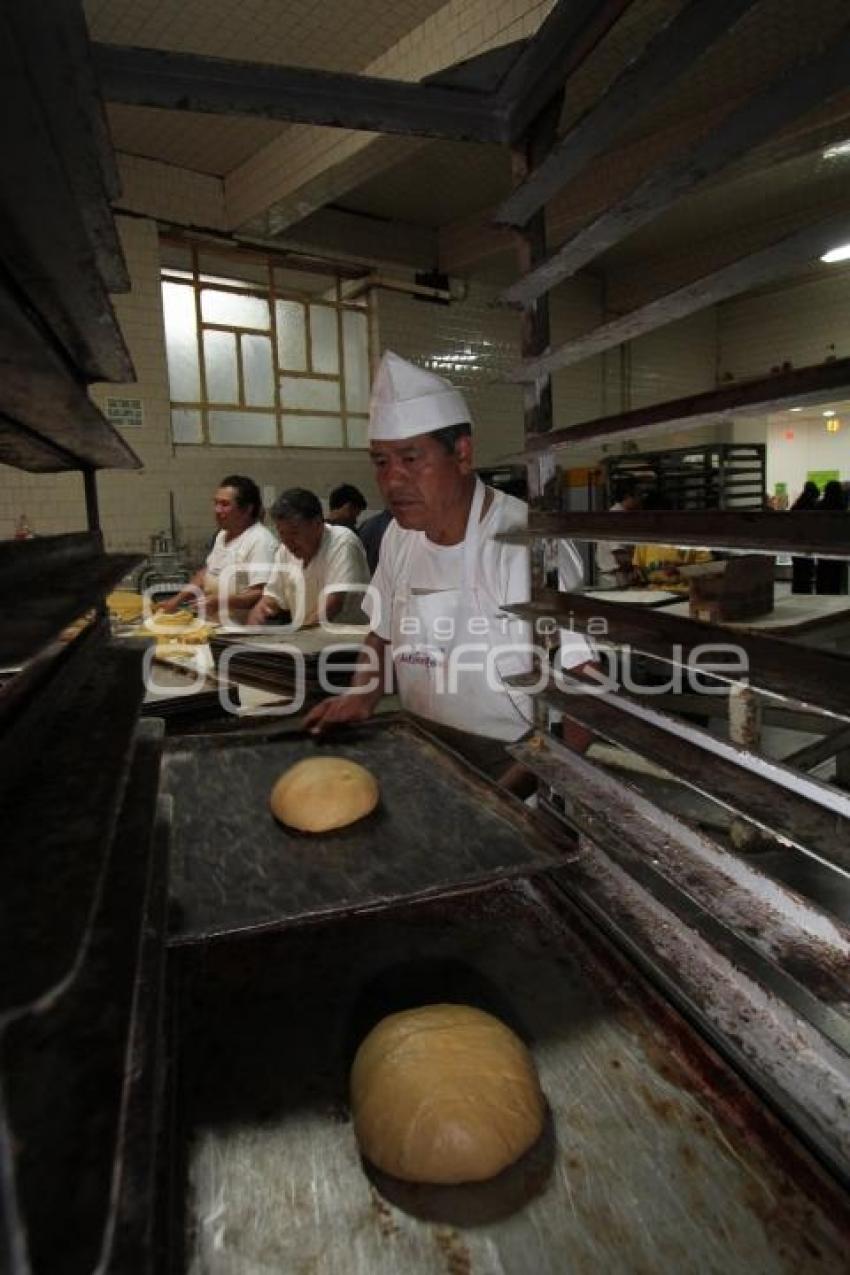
[512,357,850,455]
[497,0,635,143]
[784,725,850,773]
[510,210,850,380]
[91,43,504,144]
[502,22,850,303]
[500,509,850,559]
[496,0,760,229]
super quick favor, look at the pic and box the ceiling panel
[338,142,512,227]
[86,0,449,175]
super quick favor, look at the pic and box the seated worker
[326,483,368,532]
[304,350,593,786]
[595,479,641,588]
[631,490,712,588]
[248,487,370,627]
[159,475,277,620]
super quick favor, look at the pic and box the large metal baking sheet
[172,879,850,1274]
[162,717,573,943]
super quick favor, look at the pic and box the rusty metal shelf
[499,509,850,559]
[0,533,141,665]
[507,590,850,721]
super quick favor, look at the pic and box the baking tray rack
[161,715,574,944]
[164,877,850,1274]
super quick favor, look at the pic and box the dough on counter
[270,756,379,832]
[350,1004,545,1184]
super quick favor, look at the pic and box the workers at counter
[159,475,277,620]
[304,350,593,784]
[595,479,642,587]
[248,488,369,627]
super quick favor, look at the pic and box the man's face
[275,515,324,563]
[214,486,248,533]
[369,432,472,533]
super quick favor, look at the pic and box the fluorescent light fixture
[821,242,850,263]
[823,140,850,159]
[789,406,803,412]
[823,409,835,416]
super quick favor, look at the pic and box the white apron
[390,480,531,741]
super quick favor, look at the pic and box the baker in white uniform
[248,487,369,627]
[304,351,593,786]
[159,474,277,621]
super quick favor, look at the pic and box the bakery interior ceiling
[87,0,850,294]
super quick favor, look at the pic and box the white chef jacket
[366,486,592,738]
[595,501,626,586]
[263,524,369,626]
[205,522,278,593]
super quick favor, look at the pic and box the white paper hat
[368,350,471,441]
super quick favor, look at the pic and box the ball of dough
[270,756,379,832]
[351,1004,545,1184]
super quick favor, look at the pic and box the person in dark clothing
[815,480,848,595]
[357,507,393,575]
[327,483,367,531]
[790,480,820,594]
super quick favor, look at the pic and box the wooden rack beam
[496,0,759,229]
[511,357,850,455]
[511,211,850,380]
[509,669,850,867]
[500,509,850,558]
[92,43,504,143]
[506,589,850,721]
[501,21,850,301]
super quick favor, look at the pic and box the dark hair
[818,479,847,511]
[612,477,639,504]
[219,474,262,520]
[640,488,672,511]
[430,422,472,455]
[791,481,820,511]
[329,483,367,512]
[270,487,323,522]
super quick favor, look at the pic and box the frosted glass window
[171,408,202,444]
[281,376,340,412]
[346,417,369,449]
[276,300,307,370]
[283,415,344,448]
[203,330,238,402]
[209,411,277,446]
[342,309,370,411]
[162,282,200,401]
[241,334,274,406]
[201,288,269,329]
[309,305,339,374]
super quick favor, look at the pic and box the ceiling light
[789,406,803,412]
[821,242,850,263]
[823,409,835,416]
[823,140,850,159]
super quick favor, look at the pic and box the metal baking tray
[165,878,850,1274]
[161,716,575,943]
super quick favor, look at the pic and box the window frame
[160,239,374,450]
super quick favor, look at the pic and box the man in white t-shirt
[159,474,277,620]
[248,488,369,628]
[304,351,593,786]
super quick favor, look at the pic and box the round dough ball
[351,1004,545,1184]
[270,756,379,832]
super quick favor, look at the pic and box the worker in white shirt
[159,474,277,620]
[304,350,593,785]
[248,487,370,627]
[595,479,641,588]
